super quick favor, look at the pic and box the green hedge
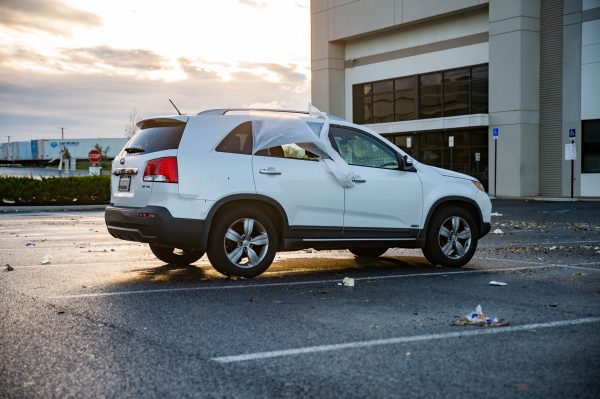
[0,176,111,205]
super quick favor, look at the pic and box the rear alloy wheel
[207,208,277,278]
[422,206,478,267]
[349,246,388,258]
[149,244,204,266]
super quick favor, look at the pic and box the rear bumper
[105,205,206,251]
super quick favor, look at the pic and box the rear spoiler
[136,115,189,130]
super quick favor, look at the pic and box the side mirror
[402,155,416,172]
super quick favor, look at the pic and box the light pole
[58,127,66,173]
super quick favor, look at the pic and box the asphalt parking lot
[1,199,600,398]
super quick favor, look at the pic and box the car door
[328,126,423,237]
[253,142,344,237]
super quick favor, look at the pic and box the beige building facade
[311,0,600,197]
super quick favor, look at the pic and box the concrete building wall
[580,0,600,195]
[311,0,600,197]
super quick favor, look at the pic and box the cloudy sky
[0,0,311,142]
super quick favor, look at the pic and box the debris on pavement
[492,228,504,234]
[573,272,586,277]
[548,245,557,250]
[489,281,507,286]
[41,255,52,265]
[25,242,35,247]
[5,264,14,271]
[451,304,509,327]
[491,212,503,216]
[338,277,355,287]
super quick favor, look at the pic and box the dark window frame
[352,63,488,124]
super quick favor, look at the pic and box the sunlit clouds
[0,0,310,140]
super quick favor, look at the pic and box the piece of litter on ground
[549,303,558,307]
[341,277,355,287]
[5,264,14,271]
[548,245,557,250]
[451,304,509,327]
[492,229,504,234]
[41,255,52,265]
[25,242,35,247]
[573,272,586,277]
[489,281,507,286]
[491,212,503,216]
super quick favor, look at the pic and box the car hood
[430,166,476,181]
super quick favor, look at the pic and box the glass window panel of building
[352,64,488,124]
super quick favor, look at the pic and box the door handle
[259,167,282,175]
[352,177,366,183]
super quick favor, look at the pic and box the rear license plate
[118,175,131,192]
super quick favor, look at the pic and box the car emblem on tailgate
[119,157,126,165]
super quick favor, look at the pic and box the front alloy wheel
[422,206,478,267]
[437,216,472,259]
[207,207,277,278]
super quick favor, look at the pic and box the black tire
[422,206,478,267]
[349,246,388,258]
[207,207,277,278]
[149,244,204,266]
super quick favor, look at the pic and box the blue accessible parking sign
[569,128,576,138]
[492,128,499,140]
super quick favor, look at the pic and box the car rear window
[215,122,253,155]
[127,123,186,154]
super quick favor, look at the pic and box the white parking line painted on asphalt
[212,317,600,363]
[48,264,556,299]
[482,239,600,248]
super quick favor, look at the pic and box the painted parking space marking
[48,264,557,299]
[212,317,600,363]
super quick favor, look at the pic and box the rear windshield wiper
[124,147,145,154]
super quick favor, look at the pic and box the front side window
[329,127,399,169]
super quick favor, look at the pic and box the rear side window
[127,123,186,154]
[216,122,253,155]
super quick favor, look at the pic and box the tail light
[143,157,178,183]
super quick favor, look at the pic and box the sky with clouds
[0,0,311,141]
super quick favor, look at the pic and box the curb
[0,204,107,213]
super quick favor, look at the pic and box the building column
[489,0,541,196]
[310,5,345,117]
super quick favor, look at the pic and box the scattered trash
[490,212,503,216]
[451,305,509,327]
[340,277,354,287]
[548,246,557,250]
[405,351,411,357]
[548,303,558,307]
[5,264,14,271]
[492,229,504,234]
[57,311,65,315]
[573,272,586,277]
[41,255,52,265]
[25,242,35,248]
[489,281,507,286]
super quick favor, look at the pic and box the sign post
[88,149,102,176]
[492,128,499,196]
[567,129,576,198]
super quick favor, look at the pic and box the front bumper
[105,205,206,251]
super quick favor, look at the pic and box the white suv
[105,108,491,277]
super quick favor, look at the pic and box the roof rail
[197,108,309,116]
[196,108,346,122]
